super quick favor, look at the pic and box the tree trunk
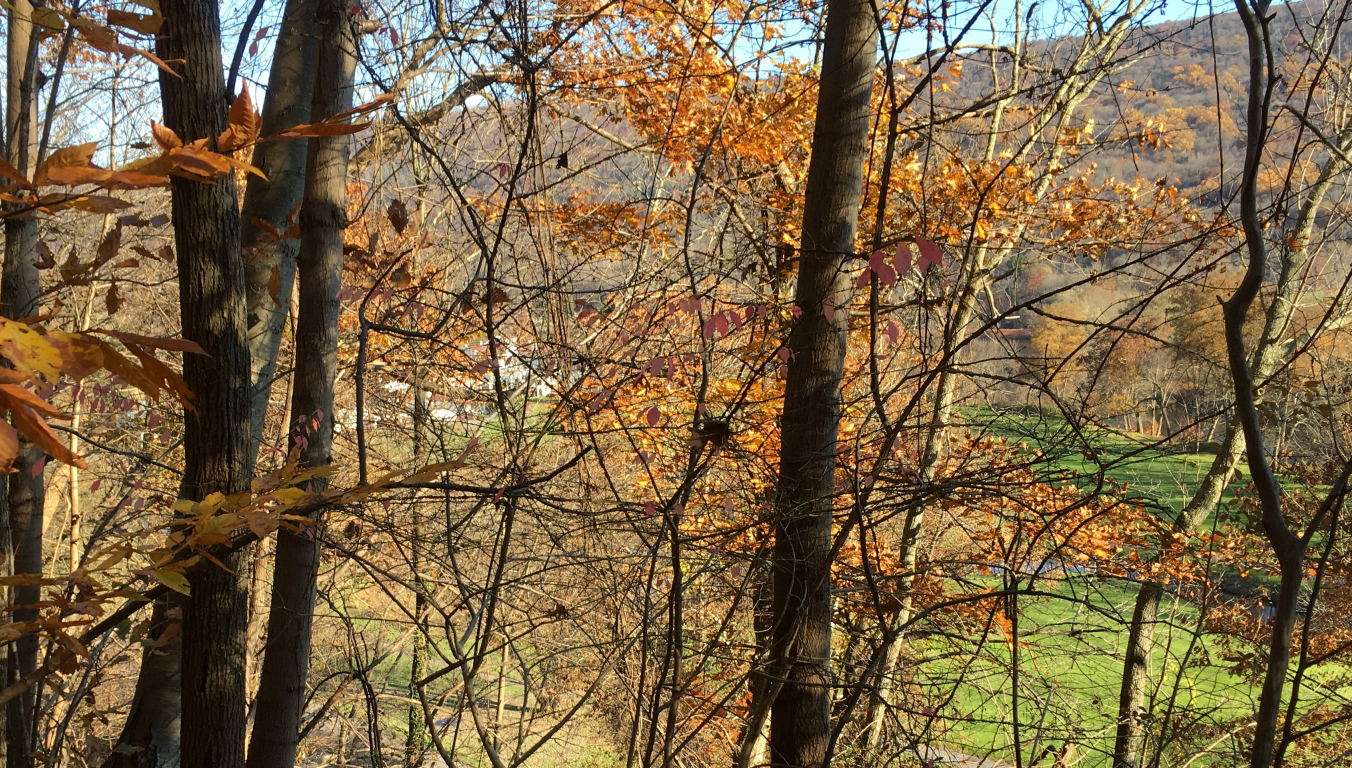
[1227,3,1305,766]
[109,0,319,762]
[103,599,184,768]
[770,0,876,765]
[736,574,773,768]
[158,2,255,767]
[2,3,41,765]
[1110,27,1352,766]
[406,378,430,768]
[1113,581,1162,768]
[242,0,319,444]
[245,3,354,764]
[244,536,274,739]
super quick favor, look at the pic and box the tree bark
[242,0,319,445]
[158,2,255,767]
[245,2,353,764]
[109,0,319,762]
[103,599,184,768]
[2,3,41,765]
[770,1,876,766]
[1111,32,1352,768]
[1227,3,1305,766]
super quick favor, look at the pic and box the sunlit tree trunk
[1112,60,1352,768]
[107,1,319,763]
[771,0,877,764]
[245,2,354,764]
[158,1,255,766]
[1224,3,1306,765]
[243,0,318,446]
[406,375,430,768]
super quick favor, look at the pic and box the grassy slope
[923,409,1346,767]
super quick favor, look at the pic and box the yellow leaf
[0,318,61,381]
[196,512,238,545]
[196,491,226,516]
[84,543,130,573]
[151,569,190,595]
[0,421,17,474]
[405,460,467,482]
[271,487,308,504]
[30,7,63,35]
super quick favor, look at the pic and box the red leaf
[713,312,728,336]
[915,236,943,273]
[894,241,914,275]
[644,406,661,427]
[31,456,45,478]
[701,317,717,340]
[871,249,896,286]
[822,301,835,322]
[859,249,897,288]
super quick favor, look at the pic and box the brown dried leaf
[273,121,370,139]
[67,196,134,214]
[0,157,30,188]
[268,266,281,307]
[34,143,98,186]
[387,199,408,234]
[94,329,205,355]
[105,282,122,316]
[106,9,162,36]
[47,164,112,186]
[219,89,258,152]
[0,421,18,474]
[151,121,182,151]
[3,397,85,468]
[102,170,170,190]
[98,225,121,263]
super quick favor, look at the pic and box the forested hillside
[0,1,1346,768]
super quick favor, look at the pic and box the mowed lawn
[905,409,1334,767]
[962,406,1235,520]
[918,579,1261,768]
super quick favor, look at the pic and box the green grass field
[915,407,1348,767]
[924,579,1260,767]
[963,406,1234,520]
